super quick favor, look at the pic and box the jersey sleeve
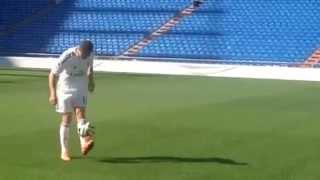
[51,49,72,75]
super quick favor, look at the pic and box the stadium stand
[0,0,320,66]
[0,0,49,32]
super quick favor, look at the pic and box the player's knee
[61,113,73,126]
[75,107,86,120]
[60,121,71,127]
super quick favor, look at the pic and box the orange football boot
[81,135,94,156]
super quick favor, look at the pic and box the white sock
[60,124,70,154]
[77,119,86,146]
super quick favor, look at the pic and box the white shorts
[56,91,87,113]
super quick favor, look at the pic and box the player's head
[79,40,94,59]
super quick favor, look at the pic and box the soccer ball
[78,121,95,137]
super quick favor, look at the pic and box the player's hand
[88,81,95,93]
[49,94,57,105]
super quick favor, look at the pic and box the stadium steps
[122,2,204,56]
[302,49,320,68]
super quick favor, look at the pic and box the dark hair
[80,40,94,53]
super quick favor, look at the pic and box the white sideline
[1,56,320,82]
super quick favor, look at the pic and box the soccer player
[48,40,95,161]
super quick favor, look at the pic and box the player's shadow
[0,73,47,78]
[0,80,14,84]
[99,156,248,166]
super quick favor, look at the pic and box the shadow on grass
[98,156,248,166]
[71,156,85,160]
[0,73,47,78]
[0,80,14,84]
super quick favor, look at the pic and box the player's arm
[88,56,95,93]
[48,50,69,105]
[48,72,58,105]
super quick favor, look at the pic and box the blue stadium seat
[0,0,48,30]
[1,0,320,65]
[71,0,190,11]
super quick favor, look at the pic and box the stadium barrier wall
[1,56,320,82]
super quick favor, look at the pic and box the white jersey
[51,47,94,94]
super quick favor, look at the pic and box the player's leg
[59,112,73,161]
[75,107,95,156]
[75,107,87,145]
[56,93,73,161]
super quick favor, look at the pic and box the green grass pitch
[1,69,320,180]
